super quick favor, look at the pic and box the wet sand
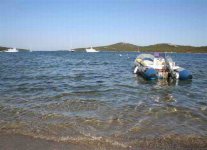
[0,132,85,150]
[0,132,127,150]
[0,132,207,150]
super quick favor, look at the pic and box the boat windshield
[165,55,173,63]
[137,54,155,61]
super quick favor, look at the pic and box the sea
[0,51,206,149]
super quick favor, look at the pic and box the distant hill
[75,42,207,53]
[0,46,29,52]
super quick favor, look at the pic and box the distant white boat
[5,48,18,52]
[86,46,99,52]
[68,49,75,52]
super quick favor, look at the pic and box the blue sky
[0,0,207,50]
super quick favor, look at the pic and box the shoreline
[0,132,207,150]
[1,50,207,53]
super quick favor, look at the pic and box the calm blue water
[0,52,207,149]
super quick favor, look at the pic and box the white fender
[134,66,139,74]
[176,72,179,79]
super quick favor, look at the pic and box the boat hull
[134,65,159,80]
[178,69,193,80]
[143,68,158,80]
[134,59,192,81]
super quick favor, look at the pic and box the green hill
[75,42,207,53]
[0,46,29,52]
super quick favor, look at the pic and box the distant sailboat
[137,47,140,52]
[68,39,75,52]
[86,46,99,52]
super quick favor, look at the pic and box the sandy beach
[1,132,207,150]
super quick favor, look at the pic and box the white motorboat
[86,46,99,52]
[5,48,18,52]
[134,53,192,80]
[68,49,75,52]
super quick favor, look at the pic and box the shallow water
[0,52,207,149]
